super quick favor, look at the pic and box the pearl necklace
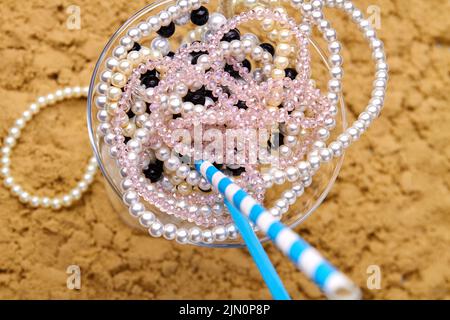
[1,87,98,210]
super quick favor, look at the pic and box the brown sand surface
[0,0,449,299]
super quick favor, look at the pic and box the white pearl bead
[226,224,238,239]
[176,228,189,244]
[3,176,14,188]
[123,190,138,206]
[149,221,164,237]
[4,136,16,147]
[62,195,73,207]
[319,148,333,162]
[337,133,352,148]
[213,226,227,241]
[208,13,226,31]
[139,211,156,227]
[329,141,344,157]
[148,16,161,31]
[158,11,171,27]
[129,202,146,217]
[292,184,304,197]
[283,190,296,205]
[273,170,286,185]
[163,224,177,240]
[270,207,282,218]
[70,188,82,200]
[30,196,40,208]
[186,170,201,185]
[51,198,62,210]
[286,167,299,182]
[189,227,202,243]
[308,154,321,171]
[202,230,214,243]
[176,165,190,179]
[151,36,171,56]
[0,167,10,178]
[262,173,273,188]
[19,191,30,204]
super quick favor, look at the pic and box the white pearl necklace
[1,87,98,210]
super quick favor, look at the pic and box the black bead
[228,166,245,177]
[157,22,175,38]
[143,160,164,183]
[260,43,275,56]
[213,162,224,170]
[225,64,240,78]
[204,89,218,102]
[142,76,160,88]
[241,59,251,72]
[236,100,248,110]
[221,28,240,42]
[129,42,141,53]
[183,87,206,105]
[285,68,298,80]
[167,51,175,58]
[190,93,206,105]
[190,6,209,26]
[126,108,135,119]
[141,69,158,78]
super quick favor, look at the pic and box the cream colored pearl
[127,51,142,66]
[117,59,133,76]
[149,50,162,60]
[111,73,126,88]
[261,19,275,31]
[278,29,292,42]
[276,43,292,57]
[274,56,289,69]
[123,122,136,137]
[107,87,122,101]
[170,175,183,185]
[268,29,279,42]
[177,182,192,196]
[106,102,120,115]
[140,46,151,59]
[271,68,285,80]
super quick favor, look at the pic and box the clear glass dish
[87,0,347,247]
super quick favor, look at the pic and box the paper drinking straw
[195,160,361,300]
[224,199,291,300]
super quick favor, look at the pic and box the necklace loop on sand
[1,86,97,210]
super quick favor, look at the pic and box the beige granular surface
[0,0,449,299]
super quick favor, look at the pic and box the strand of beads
[1,87,98,210]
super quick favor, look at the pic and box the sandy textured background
[0,0,449,299]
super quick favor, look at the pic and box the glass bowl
[87,0,347,247]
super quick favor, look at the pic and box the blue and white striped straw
[195,160,361,300]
